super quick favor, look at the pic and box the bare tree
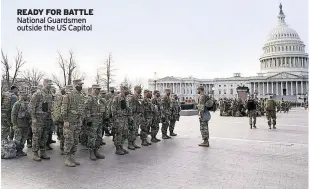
[135,78,144,89]
[100,53,117,92]
[94,69,101,85]
[1,49,26,90]
[122,77,132,92]
[52,50,85,88]
[22,68,45,88]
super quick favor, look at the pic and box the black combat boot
[115,146,125,155]
[70,153,80,165]
[89,149,97,160]
[198,139,209,147]
[151,137,158,143]
[141,139,149,146]
[39,150,50,160]
[273,125,276,129]
[27,139,32,148]
[146,139,152,145]
[170,130,177,136]
[33,151,41,161]
[162,134,171,139]
[64,155,76,167]
[19,150,27,156]
[269,125,271,129]
[250,124,252,129]
[46,144,53,150]
[128,142,136,150]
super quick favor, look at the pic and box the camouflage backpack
[52,94,63,123]
[1,139,17,159]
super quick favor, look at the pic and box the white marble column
[253,82,256,93]
[296,81,298,95]
[301,81,303,94]
[267,82,269,94]
[276,82,279,95]
[179,83,182,94]
[285,82,288,95]
[281,82,283,95]
[290,81,293,95]
[262,82,265,95]
[271,82,274,95]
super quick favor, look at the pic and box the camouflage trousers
[64,120,82,156]
[32,116,52,152]
[248,110,257,126]
[128,114,141,143]
[200,119,209,141]
[57,122,64,150]
[140,117,152,140]
[1,114,12,140]
[114,117,129,146]
[150,117,160,138]
[161,118,170,136]
[86,116,103,150]
[266,110,276,126]
[14,126,29,150]
[169,119,176,133]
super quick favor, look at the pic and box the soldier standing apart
[61,79,85,167]
[197,86,211,147]
[169,94,180,136]
[127,85,142,150]
[84,84,106,160]
[265,96,277,129]
[161,88,172,139]
[246,94,257,129]
[30,79,53,161]
[140,90,153,146]
[150,90,161,142]
[27,86,38,148]
[111,85,131,155]
[11,91,31,156]
[1,85,19,141]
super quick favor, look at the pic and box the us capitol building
[148,4,308,102]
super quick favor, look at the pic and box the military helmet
[92,84,101,89]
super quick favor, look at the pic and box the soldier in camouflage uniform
[84,84,106,160]
[46,86,57,149]
[1,85,19,142]
[140,89,153,146]
[30,79,53,161]
[27,86,38,148]
[52,87,66,155]
[61,79,85,167]
[127,85,142,150]
[100,90,112,137]
[197,86,211,147]
[169,94,180,136]
[79,87,92,146]
[11,91,31,157]
[246,95,257,129]
[161,88,172,139]
[150,90,161,142]
[111,85,132,155]
[265,96,277,129]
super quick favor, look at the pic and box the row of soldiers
[1,79,181,167]
[219,97,292,117]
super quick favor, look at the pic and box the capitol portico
[148,4,308,102]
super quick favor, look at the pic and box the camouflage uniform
[84,84,106,160]
[1,87,18,141]
[27,86,38,148]
[11,91,31,156]
[169,94,180,136]
[52,87,67,155]
[111,86,131,155]
[161,89,172,139]
[150,90,162,142]
[127,85,142,150]
[30,79,54,161]
[100,90,111,138]
[61,79,85,167]
[140,90,153,146]
[197,86,210,147]
[265,98,277,129]
[246,96,257,129]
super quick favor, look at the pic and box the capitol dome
[259,4,308,76]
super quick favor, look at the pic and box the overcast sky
[1,0,308,88]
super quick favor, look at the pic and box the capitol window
[224,89,226,94]
[218,90,221,94]
[230,89,233,94]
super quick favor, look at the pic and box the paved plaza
[1,108,308,189]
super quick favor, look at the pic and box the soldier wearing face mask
[140,89,153,146]
[61,79,86,167]
[111,85,132,155]
[30,79,54,161]
[169,94,181,136]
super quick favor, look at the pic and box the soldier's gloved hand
[64,121,69,128]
